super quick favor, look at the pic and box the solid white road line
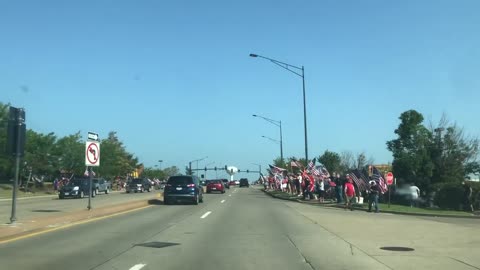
[200,211,212,219]
[221,200,225,203]
[129,263,146,270]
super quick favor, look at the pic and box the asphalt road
[0,186,478,270]
[0,190,158,223]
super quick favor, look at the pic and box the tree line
[272,109,480,194]
[0,102,178,182]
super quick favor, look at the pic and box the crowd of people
[262,169,389,213]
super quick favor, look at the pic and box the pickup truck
[92,178,111,194]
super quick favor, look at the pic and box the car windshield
[3,2,480,270]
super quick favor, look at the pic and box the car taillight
[187,183,195,187]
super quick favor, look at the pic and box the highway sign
[386,172,394,185]
[88,132,99,141]
[85,141,100,166]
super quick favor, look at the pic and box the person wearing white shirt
[409,184,420,207]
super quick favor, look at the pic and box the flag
[350,169,369,192]
[307,158,321,176]
[269,164,286,174]
[316,163,330,179]
[290,160,302,168]
[371,166,388,194]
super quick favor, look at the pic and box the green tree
[23,130,58,179]
[272,156,287,169]
[387,110,436,191]
[53,132,84,176]
[318,150,342,174]
[97,131,139,179]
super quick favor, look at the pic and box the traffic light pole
[9,108,25,224]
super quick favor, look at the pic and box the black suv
[59,178,95,199]
[239,178,249,188]
[164,175,203,205]
[126,178,152,193]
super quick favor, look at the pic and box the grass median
[265,189,476,217]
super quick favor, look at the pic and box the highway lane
[0,190,159,223]
[1,186,478,270]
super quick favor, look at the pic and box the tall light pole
[250,53,309,162]
[253,114,283,162]
[188,156,208,177]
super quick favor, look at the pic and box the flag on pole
[307,158,321,176]
[316,163,330,179]
[269,164,286,174]
[371,166,388,194]
[290,160,302,168]
[350,169,368,192]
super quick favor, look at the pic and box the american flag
[316,163,330,179]
[307,158,321,176]
[371,166,388,194]
[269,164,286,174]
[290,160,302,168]
[350,169,368,192]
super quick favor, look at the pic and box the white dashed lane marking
[129,264,146,270]
[200,211,212,219]
[221,200,225,203]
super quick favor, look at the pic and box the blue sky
[2,0,480,179]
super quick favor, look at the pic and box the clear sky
[2,0,480,179]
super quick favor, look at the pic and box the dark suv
[239,178,249,187]
[59,178,95,199]
[126,178,152,193]
[164,175,203,205]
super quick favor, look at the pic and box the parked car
[164,175,203,205]
[239,178,249,188]
[92,178,111,194]
[126,178,152,193]
[229,180,237,187]
[59,178,96,199]
[221,179,230,189]
[206,179,225,193]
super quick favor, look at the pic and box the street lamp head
[249,53,258,58]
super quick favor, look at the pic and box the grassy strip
[266,189,474,217]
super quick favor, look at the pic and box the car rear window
[168,176,193,185]
[209,180,221,184]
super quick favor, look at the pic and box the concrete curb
[262,189,480,219]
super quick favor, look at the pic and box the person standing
[334,173,343,203]
[297,172,303,197]
[303,172,311,200]
[316,178,325,203]
[463,181,474,212]
[53,178,58,192]
[344,175,356,210]
[368,180,380,213]
[409,183,420,207]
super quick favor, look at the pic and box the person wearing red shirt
[344,175,356,211]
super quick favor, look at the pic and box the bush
[434,182,480,211]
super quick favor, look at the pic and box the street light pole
[253,114,283,162]
[188,156,208,177]
[250,53,308,162]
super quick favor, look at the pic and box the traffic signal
[204,167,207,171]
[214,166,217,171]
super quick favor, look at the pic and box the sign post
[386,172,394,208]
[7,107,26,224]
[85,132,100,210]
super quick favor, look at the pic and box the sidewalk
[263,189,480,219]
[0,193,163,244]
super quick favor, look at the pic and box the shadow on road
[31,209,62,213]
[148,199,164,205]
